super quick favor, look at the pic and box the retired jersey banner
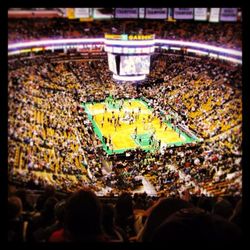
[115,8,139,18]
[145,8,168,19]
[174,8,194,19]
[209,8,220,22]
[93,8,113,19]
[194,8,207,21]
[220,8,238,21]
[74,8,90,18]
[139,8,145,18]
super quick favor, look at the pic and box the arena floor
[83,97,196,154]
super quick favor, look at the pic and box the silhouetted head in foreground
[140,198,193,241]
[151,207,241,241]
[64,188,104,242]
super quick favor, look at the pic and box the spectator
[229,198,242,229]
[8,196,24,242]
[102,203,127,242]
[63,189,108,242]
[212,197,234,220]
[115,192,136,238]
[138,197,193,242]
[26,196,58,242]
[150,207,241,241]
[35,185,56,211]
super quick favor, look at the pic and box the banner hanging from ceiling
[145,8,168,19]
[173,8,194,19]
[220,8,238,21]
[194,8,207,21]
[115,8,139,18]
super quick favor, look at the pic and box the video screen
[108,53,117,74]
[120,55,150,75]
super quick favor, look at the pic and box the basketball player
[134,127,138,135]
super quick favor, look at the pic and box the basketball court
[83,97,196,154]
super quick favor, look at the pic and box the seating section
[8,52,242,198]
[8,18,242,49]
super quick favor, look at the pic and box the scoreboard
[120,55,150,75]
[104,34,155,55]
[105,46,155,54]
[104,34,155,81]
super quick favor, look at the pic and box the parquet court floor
[84,98,196,154]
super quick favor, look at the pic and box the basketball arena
[8,8,242,242]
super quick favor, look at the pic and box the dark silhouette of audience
[229,199,242,229]
[212,197,234,220]
[8,196,24,242]
[8,187,243,242]
[138,198,193,241]
[60,189,108,242]
[26,196,58,242]
[150,207,241,241]
[115,192,136,239]
[102,204,127,242]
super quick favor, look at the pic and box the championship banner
[66,8,75,19]
[93,8,113,19]
[145,8,168,19]
[209,8,220,22]
[74,8,90,18]
[173,8,194,19]
[220,8,238,22]
[194,8,207,21]
[115,8,139,18]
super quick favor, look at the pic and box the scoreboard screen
[108,53,118,74]
[119,55,150,75]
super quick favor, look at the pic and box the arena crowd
[8,17,242,242]
[8,18,242,49]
